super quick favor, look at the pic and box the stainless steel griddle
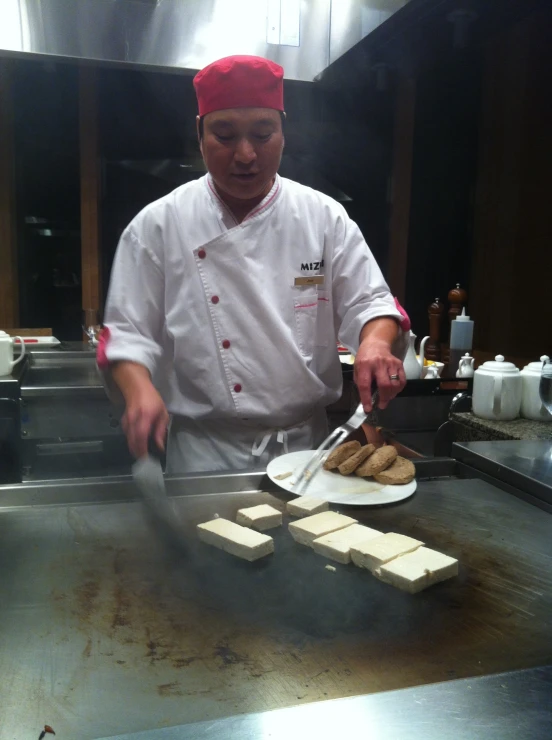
[0,463,551,739]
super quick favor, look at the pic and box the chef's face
[198,108,284,201]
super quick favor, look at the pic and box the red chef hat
[193,55,284,117]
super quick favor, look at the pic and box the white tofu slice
[312,524,384,565]
[375,546,459,593]
[289,511,357,547]
[236,504,282,531]
[351,532,423,572]
[197,518,274,562]
[286,497,329,518]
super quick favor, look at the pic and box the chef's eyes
[214,133,273,143]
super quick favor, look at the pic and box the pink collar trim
[206,175,280,224]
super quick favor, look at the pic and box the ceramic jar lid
[477,355,520,375]
[521,355,552,375]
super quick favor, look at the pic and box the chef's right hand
[122,387,169,459]
[112,361,169,458]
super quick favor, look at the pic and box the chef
[99,55,407,474]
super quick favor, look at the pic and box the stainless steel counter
[20,345,103,398]
[15,345,133,479]
[1,467,551,739]
[98,665,552,739]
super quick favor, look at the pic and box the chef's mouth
[231,173,258,181]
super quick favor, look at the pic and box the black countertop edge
[452,440,552,508]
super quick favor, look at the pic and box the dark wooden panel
[79,66,101,327]
[471,7,552,359]
[388,73,416,303]
[0,59,18,328]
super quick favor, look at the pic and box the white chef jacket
[103,174,403,473]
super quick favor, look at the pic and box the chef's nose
[234,137,257,164]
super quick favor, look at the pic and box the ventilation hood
[0,0,414,82]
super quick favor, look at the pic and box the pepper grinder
[448,283,467,329]
[426,297,443,362]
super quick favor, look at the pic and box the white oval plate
[267,450,417,507]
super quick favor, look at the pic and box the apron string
[252,428,289,457]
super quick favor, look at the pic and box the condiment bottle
[449,308,474,379]
[443,283,467,374]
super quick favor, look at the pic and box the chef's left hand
[354,338,406,412]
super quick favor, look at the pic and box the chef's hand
[354,319,406,413]
[112,361,169,458]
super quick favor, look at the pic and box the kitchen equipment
[456,353,475,378]
[82,309,102,346]
[403,331,430,379]
[267,449,416,505]
[426,297,444,362]
[0,331,26,377]
[1,460,552,739]
[472,355,522,421]
[132,455,186,550]
[290,389,379,495]
[537,356,552,417]
[0,398,20,484]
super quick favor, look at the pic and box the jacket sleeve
[100,226,165,388]
[330,209,404,356]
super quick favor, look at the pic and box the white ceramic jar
[520,356,552,422]
[472,355,522,421]
[0,331,26,377]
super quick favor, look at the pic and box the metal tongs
[290,389,379,495]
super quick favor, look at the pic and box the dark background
[9,0,552,360]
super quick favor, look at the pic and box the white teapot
[472,355,521,421]
[520,356,552,422]
[0,331,26,377]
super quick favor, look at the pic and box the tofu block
[236,504,282,531]
[375,546,459,593]
[351,532,423,572]
[289,511,357,547]
[313,523,384,565]
[286,496,329,518]
[197,518,274,562]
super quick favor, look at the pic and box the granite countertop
[452,412,552,441]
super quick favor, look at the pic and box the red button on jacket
[222,339,231,349]
[234,384,242,393]
[198,249,206,259]
[211,295,219,304]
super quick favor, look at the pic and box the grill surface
[0,475,551,739]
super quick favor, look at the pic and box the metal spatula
[132,455,186,551]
